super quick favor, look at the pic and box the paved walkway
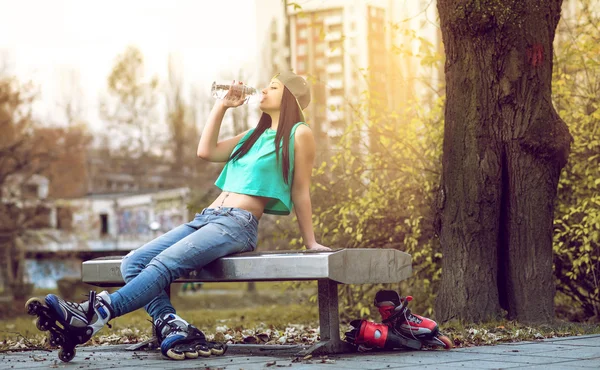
[2,334,599,369]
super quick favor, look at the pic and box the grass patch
[0,282,320,349]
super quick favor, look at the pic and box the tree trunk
[435,0,572,322]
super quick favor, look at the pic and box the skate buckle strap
[95,302,109,319]
[86,291,97,322]
[90,291,114,329]
[155,315,185,343]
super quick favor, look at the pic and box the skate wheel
[58,347,76,362]
[166,349,185,360]
[438,335,453,350]
[25,297,44,316]
[192,343,211,357]
[50,333,64,346]
[184,350,199,359]
[210,347,224,356]
[209,342,226,356]
[199,348,212,357]
[35,318,49,332]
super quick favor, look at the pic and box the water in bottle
[211,81,260,104]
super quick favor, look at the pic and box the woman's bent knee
[120,252,145,282]
[146,258,178,285]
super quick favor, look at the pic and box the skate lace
[154,317,187,343]
[149,319,162,343]
[167,322,186,334]
[405,313,422,324]
[399,305,421,342]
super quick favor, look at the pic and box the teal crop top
[214,122,309,215]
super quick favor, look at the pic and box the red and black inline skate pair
[345,290,453,351]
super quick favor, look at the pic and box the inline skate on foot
[25,291,114,362]
[154,313,226,360]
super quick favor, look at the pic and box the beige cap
[274,71,311,110]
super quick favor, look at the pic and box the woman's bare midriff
[208,192,270,220]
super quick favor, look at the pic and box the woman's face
[259,78,284,112]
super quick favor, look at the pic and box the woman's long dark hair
[229,87,303,185]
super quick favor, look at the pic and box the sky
[0,0,258,131]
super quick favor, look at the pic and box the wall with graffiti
[29,187,190,251]
[23,187,191,288]
[117,206,151,236]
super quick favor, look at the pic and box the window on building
[22,183,38,199]
[331,87,344,96]
[299,28,307,39]
[330,40,342,50]
[296,15,308,25]
[297,59,307,73]
[297,44,307,56]
[315,57,325,69]
[56,207,73,230]
[331,118,345,128]
[329,24,343,33]
[27,205,52,229]
[316,43,326,53]
[314,25,325,40]
[329,56,343,65]
[100,214,109,236]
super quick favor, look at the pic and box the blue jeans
[109,207,258,320]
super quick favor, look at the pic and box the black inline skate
[154,313,227,360]
[25,291,114,362]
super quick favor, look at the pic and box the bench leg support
[298,280,355,356]
[126,280,355,355]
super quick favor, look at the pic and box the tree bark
[435,0,572,322]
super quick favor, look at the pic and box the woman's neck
[268,111,280,130]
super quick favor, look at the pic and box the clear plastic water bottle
[211,81,260,104]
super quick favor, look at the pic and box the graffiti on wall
[117,201,185,236]
[154,198,184,232]
[117,207,151,236]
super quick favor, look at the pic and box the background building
[256,0,442,155]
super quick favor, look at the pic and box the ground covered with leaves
[1,283,599,353]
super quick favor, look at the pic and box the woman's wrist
[305,241,318,249]
[215,100,229,111]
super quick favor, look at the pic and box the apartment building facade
[256,0,441,152]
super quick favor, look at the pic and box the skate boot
[25,291,114,362]
[345,319,422,351]
[154,313,213,360]
[374,290,452,349]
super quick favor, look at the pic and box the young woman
[27,71,331,361]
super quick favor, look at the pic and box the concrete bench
[81,248,412,355]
